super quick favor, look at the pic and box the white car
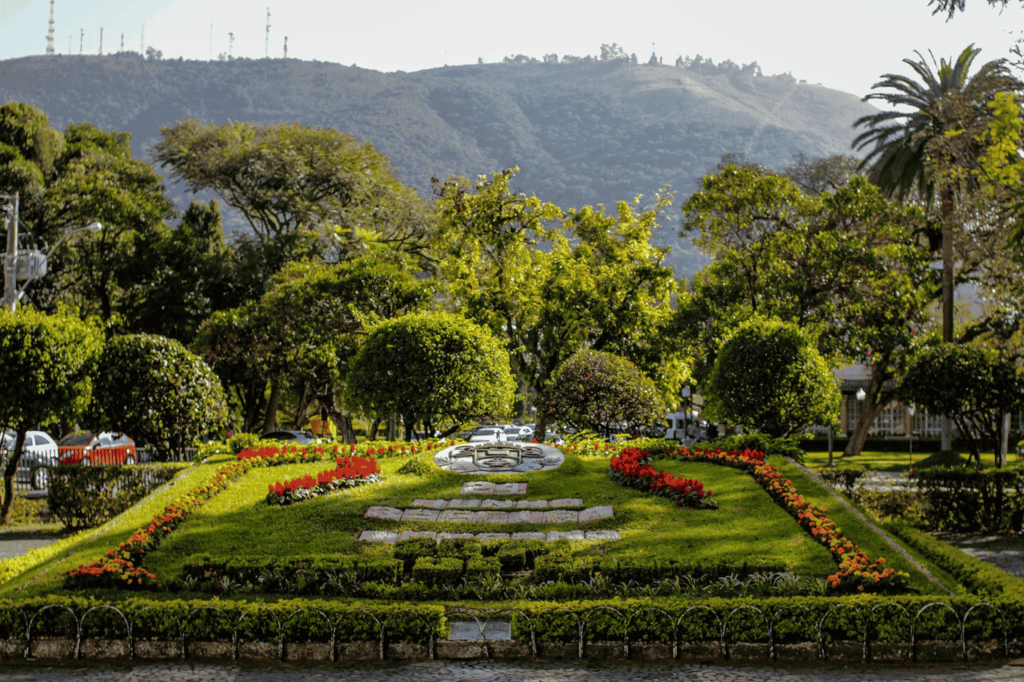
[1,430,59,490]
[467,427,507,443]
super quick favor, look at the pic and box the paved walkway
[1,660,1024,681]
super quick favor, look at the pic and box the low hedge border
[882,522,1024,599]
[0,595,1020,663]
[47,463,191,529]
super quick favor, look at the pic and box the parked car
[467,427,507,443]
[261,429,318,445]
[1,430,59,490]
[58,432,137,466]
[503,425,535,442]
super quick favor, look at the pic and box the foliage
[47,464,189,529]
[704,317,839,438]
[708,433,806,463]
[87,333,228,458]
[435,168,686,436]
[900,343,1024,463]
[0,103,177,321]
[345,311,516,437]
[543,349,665,438]
[0,308,102,523]
[153,119,435,294]
[884,521,1024,599]
[678,163,931,454]
[909,466,1024,531]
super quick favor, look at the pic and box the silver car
[1,430,59,490]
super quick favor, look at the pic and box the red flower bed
[610,448,717,509]
[267,455,382,505]
[237,441,453,464]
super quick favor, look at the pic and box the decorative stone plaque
[364,506,403,521]
[579,506,614,523]
[434,443,564,474]
[448,620,512,640]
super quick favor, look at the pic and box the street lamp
[907,403,916,469]
[2,191,101,312]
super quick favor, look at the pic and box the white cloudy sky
[1,0,1023,97]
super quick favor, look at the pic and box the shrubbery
[47,463,190,528]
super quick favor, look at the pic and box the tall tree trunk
[262,378,281,434]
[293,381,310,430]
[941,189,955,451]
[387,415,396,441]
[0,429,26,524]
[845,399,885,456]
[369,417,381,441]
[403,414,414,441]
[534,412,550,442]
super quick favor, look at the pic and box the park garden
[4,25,1024,664]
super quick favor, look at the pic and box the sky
[1,0,1023,99]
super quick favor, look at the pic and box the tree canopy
[0,309,102,522]
[345,311,515,437]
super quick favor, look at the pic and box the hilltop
[0,54,877,276]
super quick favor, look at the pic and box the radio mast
[99,27,103,55]
[265,8,270,58]
[45,0,55,55]
[283,36,288,59]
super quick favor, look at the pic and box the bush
[345,311,516,437]
[543,349,666,438]
[411,556,463,587]
[711,433,805,463]
[87,334,228,459]
[227,432,260,455]
[47,463,188,528]
[910,467,1024,532]
[704,316,839,438]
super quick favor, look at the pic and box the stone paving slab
[399,509,439,522]
[446,499,481,509]
[357,530,399,544]
[397,530,436,542]
[507,510,545,524]
[475,532,511,541]
[402,498,588,510]
[3,659,1024,681]
[579,505,614,523]
[480,499,516,509]
[547,530,586,542]
[493,482,528,495]
[411,498,447,510]
[438,510,477,523]
[364,507,403,521]
[460,481,494,494]
[544,509,579,524]
[476,511,509,524]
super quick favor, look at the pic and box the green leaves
[705,316,839,439]
[345,311,515,430]
[87,333,228,457]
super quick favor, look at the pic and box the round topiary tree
[344,311,515,438]
[87,333,228,459]
[705,316,838,438]
[544,349,666,439]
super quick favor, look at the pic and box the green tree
[152,120,435,297]
[0,309,101,523]
[544,349,665,439]
[193,257,429,435]
[87,334,228,459]
[929,0,1021,18]
[345,311,515,439]
[704,316,839,439]
[434,168,685,439]
[853,46,1019,346]
[0,103,176,321]
[679,163,933,453]
[900,343,1023,465]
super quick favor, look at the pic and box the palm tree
[853,45,1019,345]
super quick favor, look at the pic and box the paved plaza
[1,659,1024,681]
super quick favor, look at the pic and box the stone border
[408,498,584,510]
[366,505,612,523]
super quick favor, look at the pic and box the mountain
[0,54,878,277]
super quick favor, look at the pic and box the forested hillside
[0,53,877,275]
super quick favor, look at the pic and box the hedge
[910,467,1024,532]
[181,555,403,593]
[882,522,1024,599]
[0,595,1018,662]
[47,463,191,528]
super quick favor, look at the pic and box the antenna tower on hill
[45,0,55,55]
[79,29,83,54]
[229,32,234,58]
[283,36,287,59]
[121,33,124,52]
[265,8,270,58]
[141,24,144,53]
[99,27,103,55]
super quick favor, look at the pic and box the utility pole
[45,0,55,55]
[265,8,270,58]
[2,193,19,313]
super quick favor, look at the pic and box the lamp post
[681,386,691,439]
[1,193,101,312]
[907,403,916,469]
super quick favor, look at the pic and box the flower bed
[649,444,910,594]
[266,455,381,505]
[610,448,717,509]
[237,440,454,464]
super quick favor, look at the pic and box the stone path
[358,530,621,543]
[2,660,1024,681]
[940,533,1024,580]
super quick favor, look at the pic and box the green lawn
[2,447,956,598]
[803,449,1021,472]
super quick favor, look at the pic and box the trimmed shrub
[437,537,483,561]
[465,556,501,581]
[411,556,463,587]
[394,538,436,573]
[47,463,188,528]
